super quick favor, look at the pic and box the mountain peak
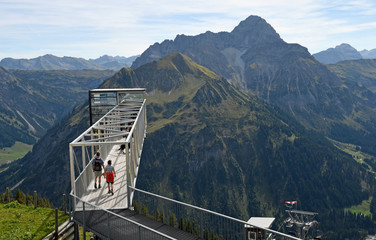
[231,15,282,44]
[232,15,268,31]
[103,52,222,93]
[313,43,362,64]
[156,52,195,70]
[335,43,358,51]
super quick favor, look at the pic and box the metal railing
[70,194,176,240]
[70,100,147,206]
[129,187,302,240]
[68,93,301,240]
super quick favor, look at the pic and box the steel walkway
[69,89,302,240]
[73,209,200,240]
[79,143,128,210]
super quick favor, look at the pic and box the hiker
[92,152,104,189]
[105,160,116,195]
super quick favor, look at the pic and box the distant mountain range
[360,49,376,59]
[313,43,376,64]
[0,54,138,71]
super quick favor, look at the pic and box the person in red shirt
[105,160,116,195]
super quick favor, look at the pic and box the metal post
[34,191,37,208]
[89,90,93,126]
[126,143,131,208]
[131,137,136,181]
[107,211,111,239]
[144,102,147,134]
[74,223,80,240]
[62,194,66,214]
[69,144,75,210]
[134,127,139,162]
[69,195,72,222]
[81,146,86,170]
[55,208,59,239]
[200,211,203,239]
[91,129,94,158]
[83,202,86,240]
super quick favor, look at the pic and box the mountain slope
[0,66,36,148]
[130,15,376,157]
[0,53,372,239]
[328,59,376,93]
[313,43,362,64]
[2,53,367,215]
[0,67,114,148]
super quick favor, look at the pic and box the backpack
[93,159,102,171]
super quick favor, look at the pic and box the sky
[1,0,376,60]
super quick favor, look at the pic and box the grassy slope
[0,201,68,240]
[345,197,372,217]
[329,138,376,216]
[0,141,33,164]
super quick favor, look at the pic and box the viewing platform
[68,88,304,240]
[70,88,146,211]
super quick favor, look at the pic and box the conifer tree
[161,210,166,224]
[169,212,178,228]
[5,188,12,203]
[141,204,149,216]
[26,194,33,206]
[0,192,4,203]
[15,189,26,205]
[156,208,162,222]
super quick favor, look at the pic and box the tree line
[0,187,53,209]
[133,200,230,240]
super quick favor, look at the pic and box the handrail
[125,100,146,143]
[70,104,119,144]
[70,194,177,240]
[130,186,302,240]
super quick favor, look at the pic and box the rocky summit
[131,15,376,157]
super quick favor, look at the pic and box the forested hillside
[0,68,114,149]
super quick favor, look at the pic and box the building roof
[245,217,275,229]
[89,88,146,93]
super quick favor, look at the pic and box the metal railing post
[200,211,203,239]
[126,143,131,208]
[34,191,37,208]
[83,202,86,240]
[62,194,67,214]
[55,208,58,239]
[69,144,76,210]
[107,211,111,239]
[69,195,72,221]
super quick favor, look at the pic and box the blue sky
[1,0,376,59]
